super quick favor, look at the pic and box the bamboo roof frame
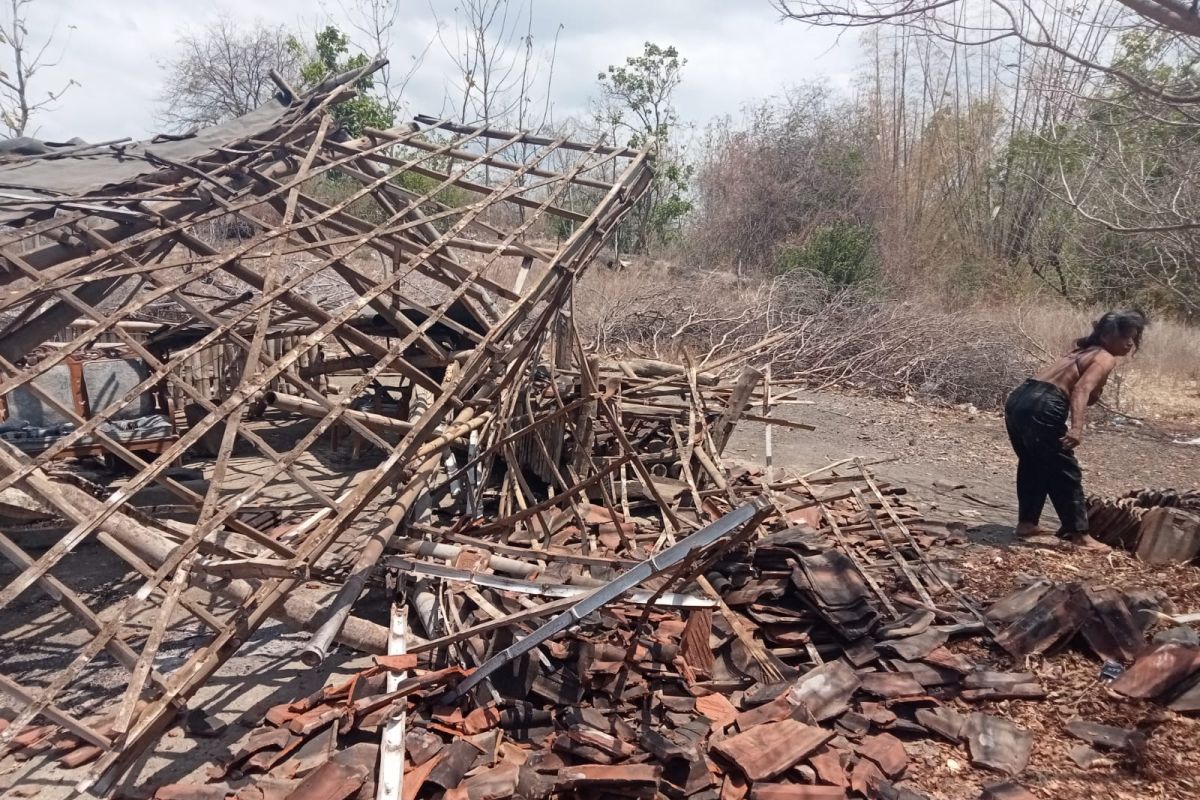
[0,62,653,793]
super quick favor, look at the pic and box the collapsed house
[3,63,1200,800]
[0,62,660,790]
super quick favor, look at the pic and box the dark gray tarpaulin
[0,100,293,222]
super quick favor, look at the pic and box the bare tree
[687,85,871,275]
[157,18,305,132]
[344,0,433,121]
[773,1,1200,103]
[433,0,560,135]
[0,0,76,138]
[772,0,1200,311]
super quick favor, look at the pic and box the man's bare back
[1033,346,1116,409]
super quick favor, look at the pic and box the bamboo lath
[0,61,653,793]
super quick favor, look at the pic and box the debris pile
[102,462,1200,800]
[1088,488,1200,563]
[0,60,662,794]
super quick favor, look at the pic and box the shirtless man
[1003,310,1147,545]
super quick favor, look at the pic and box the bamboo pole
[264,390,414,434]
[299,450,441,666]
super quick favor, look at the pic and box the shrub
[775,223,877,288]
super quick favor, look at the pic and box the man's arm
[1065,352,1115,448]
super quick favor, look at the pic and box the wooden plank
[112,560,190,736]
[0,674,112,750]
[713,367,763,455]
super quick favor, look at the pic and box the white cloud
[18,0,860,142]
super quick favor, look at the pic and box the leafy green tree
[288,26,393,136]
[595,42,692,252]
[597,42,683,149]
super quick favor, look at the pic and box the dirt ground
[2,389,1199,798]
[727,390,1200,524]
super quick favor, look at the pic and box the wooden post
[763,364,774,487]
[571,354,601,478]
[712,365,763,455]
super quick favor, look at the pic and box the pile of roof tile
[116,462,1197,800]
[1088,488,1200,563]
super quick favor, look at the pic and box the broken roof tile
[787,660,861,722]
[809,749,850,788]
[750,785,848,800]
[721,770,750,800]
[1068,744,1110,770]
[557,763,662,787]
[921,646,975,674]
[994,583,1090,659]
[695,692,740,730]
[1112,643,1200,699]
[850,756,885,797]
[979,782,1038,800]
[842,638,880,668]
[461,763,522,800]
[1167,676,1200,713]
[856,733,908,778]
[427,739,485,791]
[406,728,446,766]
[711,719,834,781]
[878,629,949,661]
[858,671,926,699]
[1079,587,1145,664]
[858,702,897,728]
[887,659,961,689]
[985,580,1054,625]
[790,552,880,640]
[1135,507,1200,565]
[1065,719,1147,753]
[963,713,1032,775]
[961,672,1046,702]
[835,710,871,737]
[284,758,369,800]
[681,608,716,674]
[879,609,935,639]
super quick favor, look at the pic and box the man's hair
[1075,310,1148,352]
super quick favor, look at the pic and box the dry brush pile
[575,267,1036,409]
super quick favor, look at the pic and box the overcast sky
[23,0,860,142]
